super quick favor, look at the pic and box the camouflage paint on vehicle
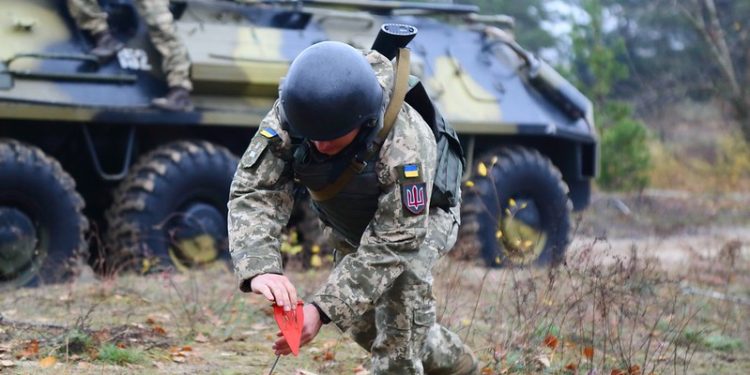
[0,0,598,287]
[1,0,595,143]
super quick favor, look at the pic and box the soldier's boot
[425,344,479,375]
[90,31,124,62]
[152,87,194,112]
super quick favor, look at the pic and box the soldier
[228,41,478,374]
[66,0,192,111]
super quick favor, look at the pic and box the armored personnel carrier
[0,0,597,289]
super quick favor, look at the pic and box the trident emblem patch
[401,182,427,215]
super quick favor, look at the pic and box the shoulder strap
[309,48,411,202]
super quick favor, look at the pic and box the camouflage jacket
[228,50,437,332]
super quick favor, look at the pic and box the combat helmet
[280,41,383,141]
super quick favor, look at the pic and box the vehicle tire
[105,140,238,272]
[462,146,572,267]
[0,140,88,290]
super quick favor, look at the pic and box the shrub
[598,102,652,191]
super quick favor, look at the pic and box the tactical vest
[285,48,464,246]
[292,142,380,246]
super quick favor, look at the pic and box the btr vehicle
[0,0,598,290]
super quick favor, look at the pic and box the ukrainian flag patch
[259,127,278,139]
[403,164,420,179]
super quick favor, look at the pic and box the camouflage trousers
[331,207,471,374]
[66,0,192,90]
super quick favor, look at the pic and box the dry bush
[434,241,702,374]
[650,134,750,193]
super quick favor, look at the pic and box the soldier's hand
[249,274,298,311]
[273,303,323,355]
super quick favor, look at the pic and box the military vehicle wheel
[0,140,88,290]
[105,141,238,272]
[463,147,572,267]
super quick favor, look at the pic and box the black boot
[152,87,194,112]
[90,31,124,62]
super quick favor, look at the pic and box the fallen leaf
[583,346,594,360]
[294,370,318,375]
[181,346,193,352]
[116,343,126,349]
[353,364,370,374]
[195,333,209,343]
[481,367,494,375]
[565,363,577,372]
[251,323,268,331]
[152,326,167,336]
[39,356,57,368]
[535,355,551,368]
[172,355,186,363]
[0,345,11,353]
[18,339,39,358]
[145,318,156,325]
[628,365,641,375]
[0,360,15,368]
[611,370,625,375]
[543,335,559,350]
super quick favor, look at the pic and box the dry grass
[433,239,749,374]
[1,195,749,374]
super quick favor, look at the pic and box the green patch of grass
[97,344,146,365]
[704,334,744,352]
[675,328,744,352]
[676,328,704,347]
[505,351,527,373]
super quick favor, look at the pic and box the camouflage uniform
[66,0,192,90]
[229,51,472,374]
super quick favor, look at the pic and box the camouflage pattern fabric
[66,0,192,90]
[67,0,109,35]
[228,50,472,374]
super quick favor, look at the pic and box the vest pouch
[431,118,464,208]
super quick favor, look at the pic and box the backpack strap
[308,48,411,202]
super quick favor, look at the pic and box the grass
[0,193,748,374]
[62,330,95,354]
[97,344,146,365]
[704,334,744,352]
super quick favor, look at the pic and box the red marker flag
[273,301,304,356]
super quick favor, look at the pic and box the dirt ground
[0,190,748,374]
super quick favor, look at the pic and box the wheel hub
[0,207,39,282]
[498,198,547,265]
[167,202,225,269]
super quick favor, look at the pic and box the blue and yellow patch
[403,164,420,179]
[259,127,278,139]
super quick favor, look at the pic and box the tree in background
[568,0,651,191]
[589,0,750,144]
[675,0,750,143]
